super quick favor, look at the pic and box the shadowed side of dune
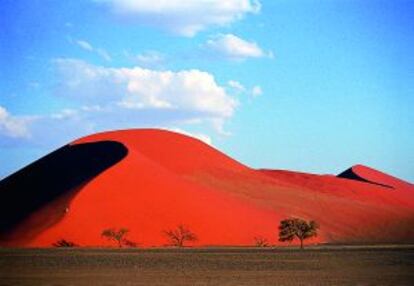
[0,141,128,237]
[337,167,393,189]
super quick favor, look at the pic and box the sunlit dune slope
[0,129,413,247]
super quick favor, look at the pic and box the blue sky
[1,0,413,181]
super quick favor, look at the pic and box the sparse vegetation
[123,239,138,248]
[101,227,131,248]
[278,218,319,249]
[53,239,78,247]
[163,224,197,247]
[254,236,269,247]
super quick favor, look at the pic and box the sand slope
[1,129,413,247]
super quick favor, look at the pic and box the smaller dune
[337,164,412,190]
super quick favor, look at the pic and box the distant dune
[0,129,413,247]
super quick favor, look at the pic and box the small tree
[278,218,318,249]
[163,224,197,247]
[123,239,138,248]
[53,239,78,247]
[101,228,130,248]
[254,236,269,247]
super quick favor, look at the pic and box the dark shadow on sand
[337,168,393,189]
[0,141,128,235]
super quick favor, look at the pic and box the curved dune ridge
[337,164,413,190]
[0,128,413,247]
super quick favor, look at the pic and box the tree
[254,236,269,247]
[163,224,197,247]
[123,239,138,248]
[278,218,318,249]
[101,228,130,248]
[53,239,78,247]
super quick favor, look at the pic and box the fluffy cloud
[0,58,250,147]
[206,34,272,60]
[54,58,237,119]
[94,0,261,36]
[0,58,260,146]
[0,106,32,138]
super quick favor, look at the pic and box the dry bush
[53,239,78,247]
[164,224,197,247]
[254,236,269,247]
[101,227,130,248]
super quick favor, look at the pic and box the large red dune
[0,129,413,247]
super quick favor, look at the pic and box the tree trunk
[300,238,303,249]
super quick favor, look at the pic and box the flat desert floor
[0,246,413,286]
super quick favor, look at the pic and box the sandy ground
[0,245,413,286]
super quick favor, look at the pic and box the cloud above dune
[0,58,265,148]
[54,58,237,118]
[93,0,261,36]
[206,34,273,60]
[73,39,112,61]
[0,58,239,144]
[0,106,32,139]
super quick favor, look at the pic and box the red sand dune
[0,129,413,247]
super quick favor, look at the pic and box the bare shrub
[254,236,269,247]
[101,227,130,248]
[53,239,78,247]
[163,224,197,247]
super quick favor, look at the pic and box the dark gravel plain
[0,245,413,286]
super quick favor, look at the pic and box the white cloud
[53,58,239,135]
[134,50,165,67]
[206,34,272,60]
[14,105,218,149]
[76,40,94,51]
[210,118,231,136]
[54,58,237,119]
[94,0,261,36]
[227,81,262,98]
[251,85,262,97]
[227,80,246,93]
[50,108,79,120]
[0,106,32,138]
[0,70,254,159]
[74,39,112,61]
[1,58,248,146]
[163,127,212,145]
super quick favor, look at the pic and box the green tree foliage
[163,224,197,247]
[101,228,130,248]
[278,218,319,249]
